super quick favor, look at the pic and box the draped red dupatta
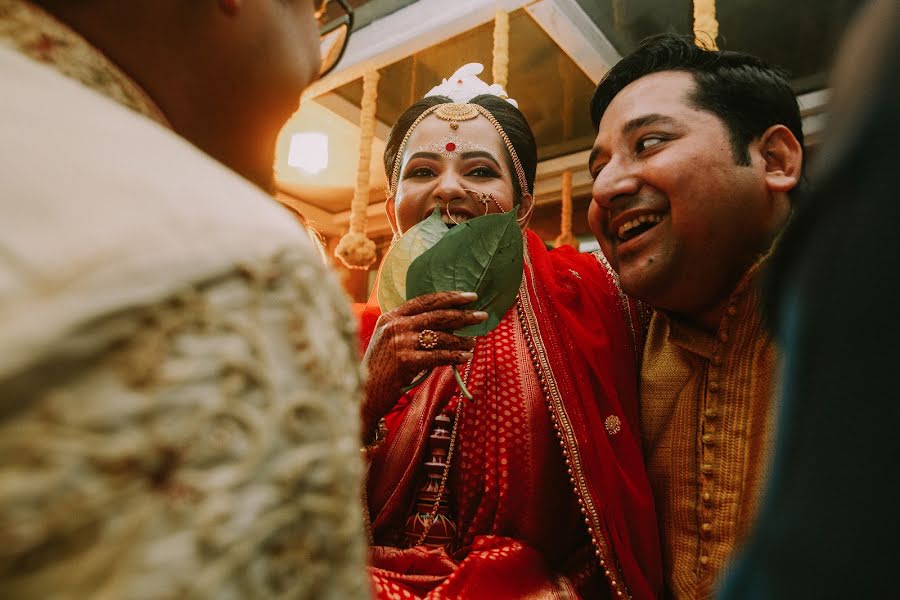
[360,231,662,599]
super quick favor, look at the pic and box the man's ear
[759,124,803,193]
[385,196,400,237]
[517,193,535,229]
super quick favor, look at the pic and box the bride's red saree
[359,231,662,599]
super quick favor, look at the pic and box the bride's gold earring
[517,194,535,224]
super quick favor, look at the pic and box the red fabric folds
[361,231,662,599]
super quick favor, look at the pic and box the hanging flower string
[335,70,380,269]
[555,58,577,250]
[693,0,719,50]
[492,8,509,91]
[555,170,578,249]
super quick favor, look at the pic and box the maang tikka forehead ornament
[434,102,481,130]
[389,64,530,199]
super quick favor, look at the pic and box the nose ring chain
[463,189,505,215]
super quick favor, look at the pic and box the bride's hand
[361,291,486,436]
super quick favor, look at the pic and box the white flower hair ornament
[425,63,518,107]
[389,63,529,198]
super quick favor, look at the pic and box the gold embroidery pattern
[516,244,632,599]
[605,415,622,436]
[0,250,368,597]
[389,103,530,199]
[0,0,168,126]
[591,250,639,360]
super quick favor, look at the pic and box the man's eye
[637,137,665,152]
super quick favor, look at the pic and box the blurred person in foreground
[587,34,804,599]
[0,1,368,598]
[719,1,900,597]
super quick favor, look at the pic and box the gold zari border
[516,243,632,599]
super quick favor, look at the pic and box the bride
[358,65,662,600]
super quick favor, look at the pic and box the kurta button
[719,332,729,343]
[700,555,710,566]
[701,522,713,535]
[702,434,715,445]
[701,463,714,474]
[727,305,738,316]
[702,492,712,504]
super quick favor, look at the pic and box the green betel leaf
[406,209,523,337]
[377,208,449,312]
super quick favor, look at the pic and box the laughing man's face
[588,71,772,317]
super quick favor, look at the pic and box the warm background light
[275,99,387,234]
[288,132,329,174]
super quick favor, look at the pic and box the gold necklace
[413,362,470,546]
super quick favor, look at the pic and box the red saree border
[591,249,640,362]
[517,240,633,599]
[368,380,435,530]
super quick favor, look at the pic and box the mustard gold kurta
[640,258,777,600]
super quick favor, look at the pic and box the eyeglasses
[315,0,354,79]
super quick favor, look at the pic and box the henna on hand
[361,291,485,438]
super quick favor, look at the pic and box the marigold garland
[555,170,578,249]
[492,8,509,91]
[693,0,719,50]
[335,70,380,269]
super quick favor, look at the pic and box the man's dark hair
[385,94,538,202]
[590,34,804,166]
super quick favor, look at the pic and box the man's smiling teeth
[617,214,663,240]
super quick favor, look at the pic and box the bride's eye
[406,166,435,178]
[468,166,498,178]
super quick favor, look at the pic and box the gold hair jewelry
[414,138,489,160]
[434,103,481,127]
[390,103,530,200]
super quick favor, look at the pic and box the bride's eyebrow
[406,151,441,162]
[460,151,501,169]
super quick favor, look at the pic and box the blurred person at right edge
[718,1,900,598]
[587,35,804,599]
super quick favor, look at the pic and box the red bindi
[445,142,457,152]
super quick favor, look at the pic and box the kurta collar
[0,0,169,127]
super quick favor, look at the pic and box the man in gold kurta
[586,35,804,599]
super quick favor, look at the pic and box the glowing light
[288,132,329,174]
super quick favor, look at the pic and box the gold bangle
[361,417,388,459]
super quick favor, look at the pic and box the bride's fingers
[411,349,473,370]
[393,291,478,317]
[405,309,488,332]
